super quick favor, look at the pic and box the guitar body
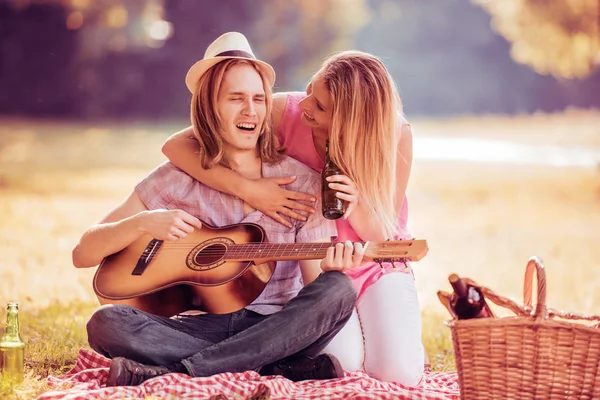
[93,220,429,318]
[93,223,276,317]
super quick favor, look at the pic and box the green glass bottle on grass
[0,303,24,384]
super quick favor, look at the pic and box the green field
[0,112,599,398]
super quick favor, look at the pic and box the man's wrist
[134,211,149,234]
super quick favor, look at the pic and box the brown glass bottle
[321,140,347,220]
[449,274,494,319]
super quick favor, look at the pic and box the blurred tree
[473,0,600,79]
[148,0,370,117]
[246,0,371,89]
[355,0,554,114]
[352,0,600,115]
[1,0,598,118]
[0,2,79,116]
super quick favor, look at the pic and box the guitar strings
[131,243,338,257]
[154,242,344,246]
[150,245,333,252]
[134,246,400,256]
[142,246,334,255]
[148,243,336,250]
[147,242,382,249]
[146,242,398,255]
[148,241,396,247]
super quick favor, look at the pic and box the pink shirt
[277,92,412,299]
[135,159,336,315]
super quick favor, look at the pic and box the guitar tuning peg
[373,258,387,271]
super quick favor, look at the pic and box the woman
[162,50,425,386]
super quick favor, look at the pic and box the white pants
[320,271,424,386]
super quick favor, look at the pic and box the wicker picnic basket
[442,257,600,400]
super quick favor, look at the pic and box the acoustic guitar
[93,222,428,317]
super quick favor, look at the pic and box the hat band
[215,50,255,59]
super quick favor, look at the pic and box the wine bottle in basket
[448,274,495,319]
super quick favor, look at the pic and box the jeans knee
[322,271,357,315]
[87,304,132,331]
[87,304,133,353]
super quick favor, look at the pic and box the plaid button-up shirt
[135,158,336,315]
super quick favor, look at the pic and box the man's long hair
[190,59,283,169]
[318,51,404,239]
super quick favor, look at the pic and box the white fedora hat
[185,32,276,93]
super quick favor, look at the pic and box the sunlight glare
[148,20,173,41]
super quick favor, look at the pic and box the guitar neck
[224,242,359,262]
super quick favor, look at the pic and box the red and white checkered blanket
[38,348,459,399]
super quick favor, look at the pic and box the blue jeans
[87,271,356,377]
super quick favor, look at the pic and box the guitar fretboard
[223,242,350,260]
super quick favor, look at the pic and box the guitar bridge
[131,239,163,276]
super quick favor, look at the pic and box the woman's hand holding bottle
[325,174,360,219]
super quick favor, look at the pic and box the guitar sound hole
[195,244,226,266]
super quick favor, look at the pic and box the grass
[0,302,96,399]
[0,112,599,398]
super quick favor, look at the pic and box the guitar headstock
[364,239,429,263]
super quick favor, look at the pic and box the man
[72,32,362,387]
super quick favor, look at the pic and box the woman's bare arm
[161,127,248,196]
[72,192,202,268]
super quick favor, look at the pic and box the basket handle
[523,256,547,320]
[523,257,600,323]
[464,258,547,318]
[479,285,529,316]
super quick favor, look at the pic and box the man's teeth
[237,123,256,130]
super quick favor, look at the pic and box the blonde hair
[318,51,403,238]
[190,59,283,169]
